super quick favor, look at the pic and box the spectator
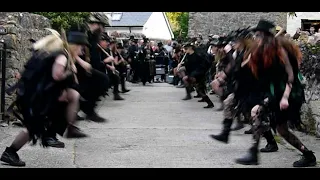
[309,26,315,36]
[293,28,301,40]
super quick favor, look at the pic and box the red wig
[244,34,285,78]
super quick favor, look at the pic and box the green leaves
[166,12,189,40]
[31,12,90,30]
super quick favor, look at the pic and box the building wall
[188,12,287,40]
[286,12,320,35]
[105,27,143,34]
[143,12,173,40]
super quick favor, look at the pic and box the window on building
[301,19,320,33]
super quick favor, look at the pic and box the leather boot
[194,94,201,98]
[293,150,317,167]
[203,96,214,108]
[244,126,254,134]
[210,119,233,143]
[235,147,259,165]
[198,98,205,102]
[260,143,278,153]
[87,112,107,123]
[0,147,25,167]
[66,125,88,138]
[231,119,245,131]
[260,130,278,152]
[182,87,192,100]
[114,93,125,100]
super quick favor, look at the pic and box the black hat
[158,42,163,47]
[251,19,275,34]
[117,43,124,49]
[143,37,149,43]
[182,42,195,48]
[234,27,252,41]
[109,38,117,44]
[67,31,90,46]
[100,32,110,41]
[88,12,110,27]
[210,37,226,48]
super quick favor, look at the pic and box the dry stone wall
[0,12,51,114]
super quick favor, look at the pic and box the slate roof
[107,12,153,27]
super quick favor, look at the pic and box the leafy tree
[166,12,189,40]
[31,12,90,30]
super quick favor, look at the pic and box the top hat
[117,42,124,49]
[251,19,275,34]
[182,42,195,48]
[100,32,110,41]
[234,27,252,41]
[67,31,90,46]
[88,12,110,27]
[210,37,227,48]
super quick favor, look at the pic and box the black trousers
[79,69,109,116]
[131,60,140,82]
[139,61,150,83]
[108,72,120,94]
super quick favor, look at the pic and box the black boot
[260,130,278,152]
[66,125,88,138]
[260,143,278,153]
[182,87,192,100]
[114,93,125,100]
[235,147,259,165]
[231,120,245,131]
[121,89,130,93]
[293,151,317,167]
[210,119,233,143]
[194,94,201,98]
[198,98,205,102]
[203,96,214,108]
[182,94,192,100]
[87,112,107,123]
[244,126,254,134]
[77,114,85,121]
[0,147,26,167]
[45,137,65,148]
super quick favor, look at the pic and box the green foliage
[288,12,297,17]
[166,12,189,40]
[31,12,90,30]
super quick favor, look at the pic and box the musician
[128,38,139,83]
[116,42,131,93]
[101,37,125,100]
[138,38,154,85]
[76,12,111,122]
[181,42,214,108]
[154,42,169,82]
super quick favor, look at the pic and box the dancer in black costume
[235,20,316,167]
[0,30,89,167]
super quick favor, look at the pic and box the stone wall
[188,12,287,39]
[0,12,51,115]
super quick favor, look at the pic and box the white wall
[105,27,143,34]
[143,12,174,40]
[287,12,320,36]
